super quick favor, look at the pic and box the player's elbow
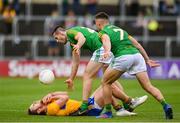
[63,95,69,102]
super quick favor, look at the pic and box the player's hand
[42,94,52,104]
[146,59,160,68]
[73,45,80,55]
[102,51,111,60]
[65,78,74,91]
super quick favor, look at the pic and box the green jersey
[67,26,102,52]
[99,24,139,57]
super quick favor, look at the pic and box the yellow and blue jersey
[47,99,81,116]
[47,98,103,116]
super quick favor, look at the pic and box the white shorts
[90,47,114,64]
[110,53,147,75]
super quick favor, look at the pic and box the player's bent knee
[102,78,112,85]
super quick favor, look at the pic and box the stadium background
[0,0,180,122]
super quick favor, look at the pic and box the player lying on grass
[93,12,173,119]
[52,26,147,115]
[28,83,148,116]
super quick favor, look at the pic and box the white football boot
[130,95,148,109]
[116,108,137,116]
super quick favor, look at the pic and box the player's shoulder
[104,24,115,29]
[67,27,79,36]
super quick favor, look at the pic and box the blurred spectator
[47,10,60,56]
[129,0,140,16]
[3,0,20,14]
[65,10,76,29]
[159,0,179,16]
[133,7,159,32]
[133,11,146,28]
[145,7,159,32]
[2,5,16,34]
[83,12,93,28]
[12,0,20,15]
[72,0,81,15]
[86,0,97,15]
[0,0,2,13]
[62,0,69,15]
[145,7,153,17]
[2,0,8,6]
[173,0,180,15]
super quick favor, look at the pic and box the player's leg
[83,61,103,100]
[77,47,111,115]
[136,72,164,101]
[136,72,173,119]
[111,83,130,103]
[102,64,128,102]
[102,64,124,91]
[103,62,133,110]
[97,67,124,118]
[111,82,148,112]
[79,61,103,114]
[103,59,148,110]
[111,96,137,116]
[132,53,173,119]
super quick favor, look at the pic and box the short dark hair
[95,12,109,20]
[28,108,46,115]
[28,108,37,115]
[52,26,65,35]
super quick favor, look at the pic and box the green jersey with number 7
[99,24,139,57]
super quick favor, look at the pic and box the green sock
[123,102,130,109]
[122,97,132,109]
[160,99,168,107]
[105,104,112,112]
[80,101,88,111]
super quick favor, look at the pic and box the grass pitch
[0,77,180,122]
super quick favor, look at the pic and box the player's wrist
[145,58,150,62]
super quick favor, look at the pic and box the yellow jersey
[47,99,81,116]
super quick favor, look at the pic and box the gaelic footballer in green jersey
[95,12,173,119]
[67,26,102,52]
[98,24,139,57]
[52,26,148,116]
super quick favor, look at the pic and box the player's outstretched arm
[65,50,80,90]
[55,94,69,107]
[50,91,68,96]
[42,92,68,104]
[128,35,160,68]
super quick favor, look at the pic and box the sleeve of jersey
[98,30,107,38]
[67,29,78,38]
[67,29,79,49]
[47,102,60,116]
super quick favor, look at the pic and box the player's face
[95,19,109,31]
[30,101,47,115]
[95,19,104,30]
[95,19,101,30]
[53,31,67,44]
